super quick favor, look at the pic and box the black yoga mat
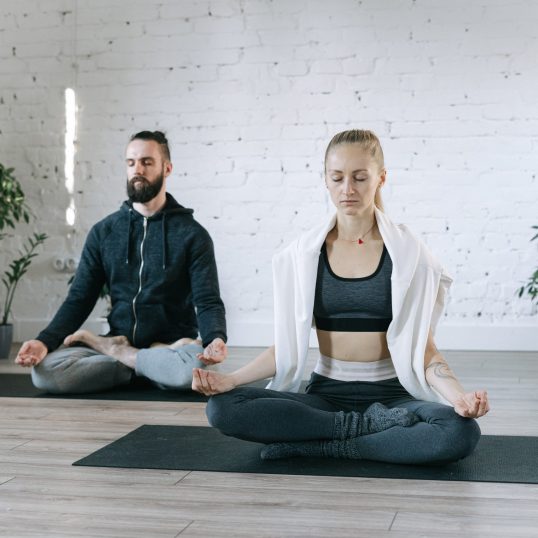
[0,374,273,403]
[73,425,538,484]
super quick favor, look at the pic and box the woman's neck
[334,208,377,241]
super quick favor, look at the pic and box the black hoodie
[37,193,226,351]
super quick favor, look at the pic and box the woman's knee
[439,416,481,462]
[455,416,481,458]
[206,392,236,431]
[206,388,258,436]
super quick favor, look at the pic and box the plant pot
[0,323,13,359]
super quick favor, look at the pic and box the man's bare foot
[167,337,202,350]
[149,338,201,349]
[64,330,130,349]
[63,330,137,368]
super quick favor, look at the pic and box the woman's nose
[343,179,355,195]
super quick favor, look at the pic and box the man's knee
[31,361,62,393]
[30,348,122,394]
[136,345,203,390]
[159,368,194,390]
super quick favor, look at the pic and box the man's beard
[127,172,164,203]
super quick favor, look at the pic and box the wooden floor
[1,345,537,537]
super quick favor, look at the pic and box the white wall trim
[14,319,537,351]
[434,324,538,352]
[227,321,538,351]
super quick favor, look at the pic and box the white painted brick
[241,46,294,64]
[277,61,309,77]
[159,2,212,19]
[194,15,245,34]
[342,58,376,75]
[142,19,195,36]
[208,1,242,18]
[76,6,159,25]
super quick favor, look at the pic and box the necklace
[339,221,376,245]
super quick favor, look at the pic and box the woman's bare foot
[63,330,137,369]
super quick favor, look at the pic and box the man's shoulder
[169,212,212,241]
[91,207,125,233]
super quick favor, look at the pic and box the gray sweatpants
[31,343,205,394]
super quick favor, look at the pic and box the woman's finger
[192,368,204,393]
[197,369,211,395]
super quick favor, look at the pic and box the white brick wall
[1,0,537,350]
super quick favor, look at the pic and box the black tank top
[314,243,393,332]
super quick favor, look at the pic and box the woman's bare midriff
[316,329,390,362]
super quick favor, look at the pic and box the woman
[193,130,489,464]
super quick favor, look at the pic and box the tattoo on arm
[425,361,458,382]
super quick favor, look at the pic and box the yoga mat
[0,374,274,403]
[73,425,538,484]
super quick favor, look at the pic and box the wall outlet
[52,257,79,273]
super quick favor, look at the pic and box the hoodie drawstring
[162,213,167,269]
[125,209,132,264]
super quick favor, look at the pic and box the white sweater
[266,208,452,405]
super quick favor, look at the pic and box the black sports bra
[313,243,393,332]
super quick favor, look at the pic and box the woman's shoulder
[274,215,336,260]
[378,212,447,275]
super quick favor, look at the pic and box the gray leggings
[207,373,481,464]
[31,343,205,394]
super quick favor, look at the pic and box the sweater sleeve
[188,228,227,348]
[36,226,106,352]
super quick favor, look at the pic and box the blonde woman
[193,130,489,464]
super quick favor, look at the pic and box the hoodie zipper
[132,217,148,344]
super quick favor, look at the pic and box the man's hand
[196,337,227,365]
[192,368,236,396]
[15,340,48,367]
[454,390,490,419]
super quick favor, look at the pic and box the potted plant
[0,163,47,358]
[518,226,538,304]
[0,163,30,238]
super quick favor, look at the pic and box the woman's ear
[378,167,387,189]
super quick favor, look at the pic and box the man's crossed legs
[31,330,205,394]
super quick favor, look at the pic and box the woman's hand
[192,368,236,396]
[453,390,490,419]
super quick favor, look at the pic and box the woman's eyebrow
[327,168,368,173]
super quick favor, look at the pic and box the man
[15,130,227,393]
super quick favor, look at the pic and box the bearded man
[16,131,228,393]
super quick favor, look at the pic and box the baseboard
[434,324,537,352]
[11,319,538,351]
[225,321,538,351]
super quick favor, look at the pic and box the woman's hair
[324,129,385,211]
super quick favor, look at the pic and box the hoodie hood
[121,192,194,217]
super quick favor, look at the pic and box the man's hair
[129,130,171,161]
